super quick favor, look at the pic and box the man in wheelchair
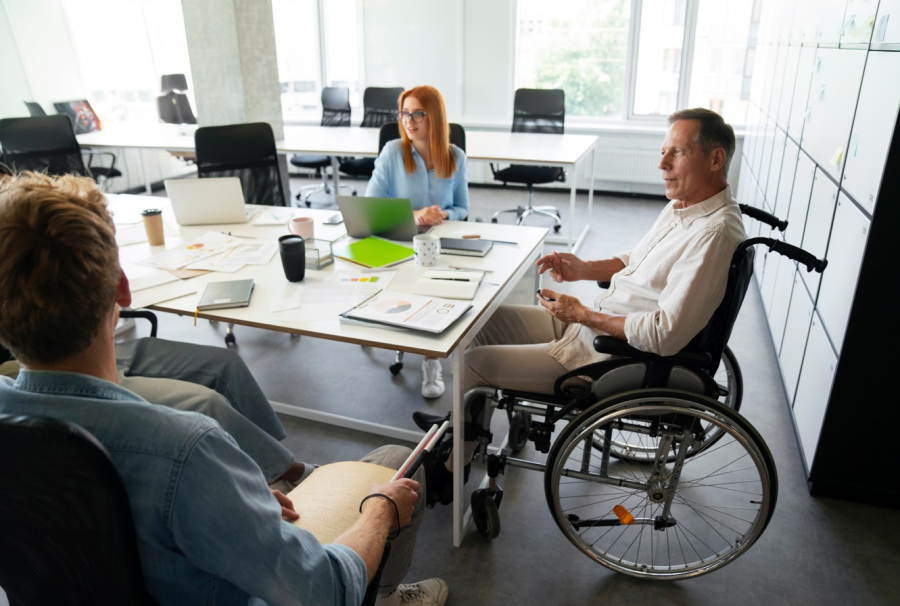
[413,108,797,578]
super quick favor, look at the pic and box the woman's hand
[536,252,585,283]
[414,205,446,226]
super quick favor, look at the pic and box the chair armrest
[84,149,118,173]
[593,335,712,367]
[120,310,158,338]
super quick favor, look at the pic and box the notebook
[197,279,255,310]
[165,177,249,226]
[439,237,493,257]
[332,237,414,269]
[412,270,484,300]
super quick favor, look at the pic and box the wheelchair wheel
[716,346,743,412]
[508,411,532,453]
[472,489,501,540]
[545,390,777,580]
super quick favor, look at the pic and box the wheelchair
[453,214,825,580]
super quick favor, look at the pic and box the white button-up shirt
[547,185,747,370]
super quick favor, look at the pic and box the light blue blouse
[365,139,469,221]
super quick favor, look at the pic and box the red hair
[398,86,457,179]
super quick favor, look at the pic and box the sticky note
[830,144,844,167]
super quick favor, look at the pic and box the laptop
[337,196,430,241]
[164,177,249,226]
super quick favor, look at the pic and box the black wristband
[359,493,401,538]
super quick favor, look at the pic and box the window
[63,0,193,126]
[515,0,758,125]
[273,0,362,123]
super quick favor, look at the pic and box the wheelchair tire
[544,390,777,580]
[508,411,532,453]
[472,489,501,540]
[717,345,743,413]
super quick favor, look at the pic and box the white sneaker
[421,359,445,399]
[377,578,449,606]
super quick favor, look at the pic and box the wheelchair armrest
[592,336,712,367]
[120,310,158,338]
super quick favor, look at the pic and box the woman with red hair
[366,85,468,226]
[366,86,468,398]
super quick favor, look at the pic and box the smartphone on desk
[323,214,343,225]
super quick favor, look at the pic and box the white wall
[0,1,33,118]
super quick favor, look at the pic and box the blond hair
[0,172,119,365]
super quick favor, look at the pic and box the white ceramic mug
[413,233,440,267]
[287,216,315,240]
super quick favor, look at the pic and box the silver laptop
[337,196,429,241]
[164,177,249,226]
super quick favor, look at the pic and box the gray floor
[126,174,900,605]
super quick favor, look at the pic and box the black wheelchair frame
[451,208,826,580]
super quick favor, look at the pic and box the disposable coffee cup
[141,209,165,246]
[278,234,306,282]
[413,233,440,267]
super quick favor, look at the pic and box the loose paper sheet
[130,281,197,309]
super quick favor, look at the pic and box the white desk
[111,194,547,547]
[80,125,597,252]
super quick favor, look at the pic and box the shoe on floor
[377,578,449,606]
[421,359,445,398]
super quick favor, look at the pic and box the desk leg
[451,347,465,547]
[567,175,577,252]
[139,149,152,194]
[330,157,342,202]
[588,145,596,226]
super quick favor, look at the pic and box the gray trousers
[116,338,295,483]
[359,445,426,595]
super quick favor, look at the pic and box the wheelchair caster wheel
[389,362,403,375]
[471,489,501,540]
[508,411,532,453]
[224,333,236,346]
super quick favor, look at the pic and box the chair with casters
[376,121,467,376]
[0,414,158,605]
[0,115,111,186]
[291,87,356,207]
[195,122,287,345]
[24,101,46,117]
[434,234,826,579]
[490,88,566,232]
[51,99,123,188]
[338,86,404,181]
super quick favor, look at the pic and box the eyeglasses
[399,110,427,124]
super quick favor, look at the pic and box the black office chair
[195,122,288,207]
[291,87,356,207]
[157,92,197,125]
[0,414,158,605]
[491,88,565,232]
[45,99,123,188]
[24,101,46,117]
[0,115,98,179]
[338,87,404,181]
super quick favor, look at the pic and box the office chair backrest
[156,92,197,125]
[360,87,404,128]
[0,115,90,177]
[378,122,466,154]
[53,99,102,135]
[160,73,189,93]
[321,86,351,127]
[24,101,47,117]
[512,88,565,134]
[195,122,287,207]
[0,414,157,605]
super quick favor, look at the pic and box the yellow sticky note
[830,144,844,167]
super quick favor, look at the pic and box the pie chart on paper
[374,299,413,315]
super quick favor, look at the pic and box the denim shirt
[0,370,366,606]
[365,139,469,221]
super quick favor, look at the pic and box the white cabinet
[816,0,850,44]
[800,169,839,295]
[759,120,777,195]
[786,152,816,247]
[788,48,817,143]
[779,275,814,402]
[842,52,900,213]
[792,315,838,470]
[774,138,799,220]
[766,129,787,204]
[841,0,880,44]
[873,0,900,44]
[801,49,867,182]
[767,46,790,119]
[759,238,781,314]
[778,47,802,129]
[767,254,798,353]
[816,193,870,349]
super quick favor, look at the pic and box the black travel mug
[278,235,306,282]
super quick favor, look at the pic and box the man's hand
[363,478,420,529]
[536,251,585,283]
[537,289,588,324]
[413,205,445,226]
[271,489,300,521]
